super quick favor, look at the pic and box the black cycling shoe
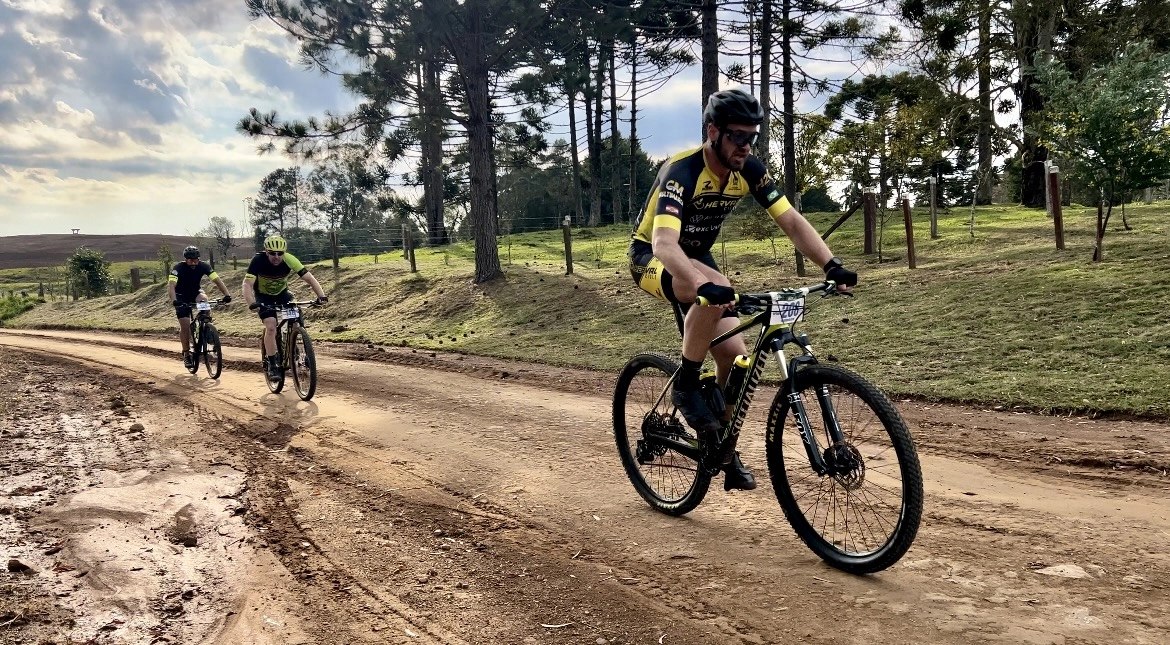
[183,353,194,369]
[723,452,757,491]
[265,360,282,382]
[671,387,723,436]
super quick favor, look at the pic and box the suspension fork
[774,334,836,476]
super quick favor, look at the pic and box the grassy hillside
[9,203,1170,417]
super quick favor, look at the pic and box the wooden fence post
[208,248,215,270]
[928,176,938,239]
[329,230,340,284]
[862,187,877,254]
[793,191,807,277]
[1048,165,1065,250]
[562,216,574,275]
[403,226,417,272]
[1043,160,1053,220]
[902,198,917,269]
[130,267,141,292]
[1093,200,1105,262]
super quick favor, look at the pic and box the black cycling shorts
[256,292,293,321]
[628,241,735,318]
[173,291,205,319]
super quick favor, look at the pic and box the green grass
[0,296,38,324]
[7,204,1170,417]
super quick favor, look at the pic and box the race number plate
[769,297,805,325]
[196,301,211,311]
[280,308,299,321]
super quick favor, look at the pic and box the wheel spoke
[614,355,711,515]
[767,365,922,572]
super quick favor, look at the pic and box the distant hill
[0,234,255,270]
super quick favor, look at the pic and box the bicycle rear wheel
[765,364,923,574]
[202,323,222,380]
[261,336,284,394]
[613,353,711,516]
[290,327,317,401]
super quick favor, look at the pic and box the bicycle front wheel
[202,324,222,380]
[613,353,711,516]
[765,364,923,574]
[290,327,317,401]
[186,323,200,374]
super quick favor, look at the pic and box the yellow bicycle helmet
[263,235,288,252]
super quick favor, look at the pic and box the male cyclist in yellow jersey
[628,88,857,491]
[168,245,232,370]
[243,235,328,382]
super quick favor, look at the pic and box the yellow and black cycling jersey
[168,261,218,300]
[244,252,307,297]
[630,146,793,258]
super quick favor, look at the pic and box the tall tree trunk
[976,0,993,205]
[455,5,502,282]
[1016,0,1057,207]
[608,39,622,224]
[781,0,796,200]
[566,67,586,227]
[701,0,719,140]
[421,56,449,245]
[588,41,604,227]
[628,36,639,218]
[759,0,773,168]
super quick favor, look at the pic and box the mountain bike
[612,281,923,574]
[183,299,224,379]
[258,300,321,401]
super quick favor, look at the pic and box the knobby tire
[613,352,711,516]
[765,364,923,574]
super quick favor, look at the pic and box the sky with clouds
[0,0,360,237]
[0,0,864,238]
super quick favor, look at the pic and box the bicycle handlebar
[694,280,844,307]
[250,300,324,310]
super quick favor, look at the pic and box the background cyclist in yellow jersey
[168,245,232,370]
[243,235,328,382]
[628,88,858,491]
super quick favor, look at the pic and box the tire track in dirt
[4,329,1170,644]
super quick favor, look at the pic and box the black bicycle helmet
[703,89,765,127]
[183,246,200,259]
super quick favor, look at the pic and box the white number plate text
[196,301,211,311]
[280,308,299,321]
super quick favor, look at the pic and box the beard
[716,144,748,171]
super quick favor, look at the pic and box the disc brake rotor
[824,442,866,490]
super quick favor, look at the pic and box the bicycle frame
[651,283,848,476]
[272,306,303,369]
[185,300,217,351]
[267,301,316,369]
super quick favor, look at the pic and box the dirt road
[1,328,1167,645]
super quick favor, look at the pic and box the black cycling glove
[696,282,737,305]
[823,259,858,288]
[248,302,260,311]
[221,294,232,303]
[316,295,329,304]
[172,299,182,307]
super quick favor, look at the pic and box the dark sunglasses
[266,250,284,256]
[721,128,758,148]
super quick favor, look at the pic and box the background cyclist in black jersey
[168,246,232,370]
[628,89,858,491]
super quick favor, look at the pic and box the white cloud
[0,0,360,236]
